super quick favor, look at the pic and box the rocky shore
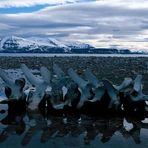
[0,56,148,92]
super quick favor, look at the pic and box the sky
[0,0,148,51]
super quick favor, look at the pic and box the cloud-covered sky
[0,0,148,51]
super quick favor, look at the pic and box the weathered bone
[40,67,51,85]
[84,68,100,88]
[133,75,142,93]
[0,64,147,112]
[64,83,80,106]
[84,69,105,102]
[21,64,42,86]
[77,84,92,108]
[50,64,69,109]
[68,68,88,89]
[129,75,146,102]
[21,64,49,110]
[68,68,92,108]
[130,93,148,102]
[89,87,105,102]
[0,68,25,100]
[103,80,120,108]
[115,78,133,93]
[53,64,65,79]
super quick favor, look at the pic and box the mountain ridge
[0,36,144,54]
[0,36,94,53]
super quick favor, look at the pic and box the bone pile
[0,64,148,113]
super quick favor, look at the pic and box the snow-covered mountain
[64,41,94,49]
[0,36,94,53]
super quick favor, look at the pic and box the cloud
[0,0,148,51]
[0,0,96,8]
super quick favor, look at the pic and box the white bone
[76,84,92,108]
[130,92,148,102]
[0,68,14,86]
[63,83,79,106]
[0,68,24,99]
[21,64,48,110]
[68,68,88,89]
[129,75,147,102]
[103,80,119,108]
[21,64,42,85]
[89,86,105,102]
[115,78,133,92]
[133,75,142,93]
[52,100,69,109]
[84,68,100,88]
[40,66,51,85]
[53,64,65,79]
[68,68,93,108]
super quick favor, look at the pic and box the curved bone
[40,67,51,85]
[133,75,142,93]
[53,64,65,79]
[0,68,14,86]
[103,80,120,108]
[51,64,70,105]
[52,99,70,110]
[84,69,105,102]
[0,68,25,99]
[68,68,93,108]
[48,65,69,109]
[130,93,148,102]
[76,84,93,108]
[129,75,145,102]
[68,68,88,89]
[21,64,42,86]
[89,86,105,102]
[84,68,100,88]
[115,78,133,92]
[64,83,80,106]
[21,64,49,110]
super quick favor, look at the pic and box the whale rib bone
[133,75,142,93]
[115,77,133,93]
[68,68,93,108]
[40,66,51,85]
[21,64,50,110]
[103,79,120,108]
[84,68,100,88]
[53,64,65,79]
[0,68,25,100]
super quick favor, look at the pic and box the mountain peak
[0,36,94,53]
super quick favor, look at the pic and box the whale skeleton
[0,68,26,100]
[0,64,148,112]
[68,68,94,108]
[50,64,74,109]
[129,75,148,102]
[114,77,133,93]
[84,69,105,102]
[21,64,51,110]
[103,80,120,108]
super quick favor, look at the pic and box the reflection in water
[0,107,148,147]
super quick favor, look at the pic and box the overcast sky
[0,0,148,51]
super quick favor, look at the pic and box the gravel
[0,56,148,93]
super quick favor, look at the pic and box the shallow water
[0,104,148,148]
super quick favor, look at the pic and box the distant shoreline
[0,53,148,57]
